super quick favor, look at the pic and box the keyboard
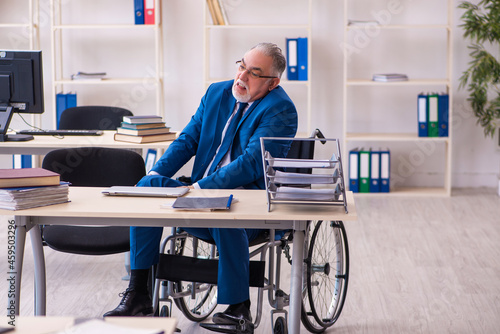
[17,129,104,136]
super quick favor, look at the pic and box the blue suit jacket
[151,80,298,189]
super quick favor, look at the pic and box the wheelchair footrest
[200,322,254,334]
[156,254,265,287]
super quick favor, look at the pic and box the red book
[144,0,155,24]
[0,168,60,188]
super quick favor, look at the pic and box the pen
[226,194,233,209]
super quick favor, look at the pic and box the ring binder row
[260,137,348,213]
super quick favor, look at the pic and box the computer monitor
[0,50,44,142]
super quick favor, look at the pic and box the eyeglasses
[235,60,278,79]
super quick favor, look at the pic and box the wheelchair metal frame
[152,219,349,334]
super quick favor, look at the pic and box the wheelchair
[152,132,350,333]
[152,219,349,333]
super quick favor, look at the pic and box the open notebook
[101,186,189,198]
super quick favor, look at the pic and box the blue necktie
[208,102,248,175]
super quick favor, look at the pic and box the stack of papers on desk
[269,169,339,185]
[0,183,69,210]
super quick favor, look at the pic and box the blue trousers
[130,175,264,305]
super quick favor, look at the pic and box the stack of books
[114,115,176,143]
[0,168,69,210]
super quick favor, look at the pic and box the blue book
[417,93,427,137]
[134,0,145,24]
[380,149,390,192]
[438,93,449,137]
[369,148,381,193]
[286,38,298,80]
[348,148,359,193]
[297,37,308,81]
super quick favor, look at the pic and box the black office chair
[41,147,146,255]
[58,105,133,130]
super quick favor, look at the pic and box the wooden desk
[2,316,177,334]
[0,131,173,155]
[4,188,357,334]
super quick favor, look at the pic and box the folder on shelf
[359,148,370,193]
[349,148,359,193]
[56,92,77,128]
[297,37,308,81]
[144,0,155,24]
[134,0,144,25]
[417,92,428,137]
[286,38,298,80]
[369,148,381,193]
[12,154,33,168]
[427,93,439,137]
[380,149,390,192]
[438,93,449,137]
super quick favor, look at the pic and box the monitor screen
[0,50,44,141]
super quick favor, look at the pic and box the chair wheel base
[200,322,254,334]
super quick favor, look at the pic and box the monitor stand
[0,105,34,142]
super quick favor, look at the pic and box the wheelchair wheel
[172,234,219,322]
[301,220,349,333]
[274,316,288,334]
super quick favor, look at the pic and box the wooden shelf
[346,133,450,142]
[342,0,453,196]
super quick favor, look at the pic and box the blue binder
[297,37,308,81]
[286,38,298,80]
[369,148,381,193]
[56,93,67,128]
[417,93,427,137]
[349,148,359,193]
[12,154,32,168]
[145,149,157,173]
[438,93,449,137]
[56,92,77,128]
[134,0,145,25]
[380,149,390,192]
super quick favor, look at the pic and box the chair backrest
[42,147,146,187]
[58,105,133,130]
[40,147,146,255]
[284,139,315,174]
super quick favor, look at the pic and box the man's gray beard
[232,83,251,103]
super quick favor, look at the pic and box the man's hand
[179,185,195,189]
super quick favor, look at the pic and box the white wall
[1,0,498,188]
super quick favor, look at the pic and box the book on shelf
[207,0,226,25]
[56,92,77,127]
[116,126,172,136]
[286,37,308,81]
[114,132,177,143]
[120,122,168,130]
[71,71,107,80]
[0,182,69,211]
[0,168,60,188]
[372,73,408,82]
[122,115,164,124]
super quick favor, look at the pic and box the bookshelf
[342,0,453,196]
[49,0,164,128]
[202,0,313,134]
[0,0,40,129]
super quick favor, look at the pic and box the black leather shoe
[212,302,253,325]
[103,288,153,317]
